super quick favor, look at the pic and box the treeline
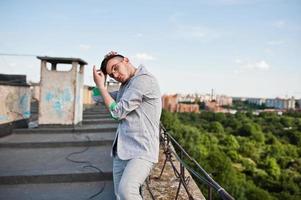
[161,110,301,200]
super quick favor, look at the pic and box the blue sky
[0,0,300,98]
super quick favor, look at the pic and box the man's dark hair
[100,54,124,75]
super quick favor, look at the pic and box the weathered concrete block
[0,78,31,137]
[37,57,87,126]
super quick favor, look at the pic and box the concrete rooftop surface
[0,102,205,200]
[0,103,116,200]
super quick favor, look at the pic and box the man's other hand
[93,65,106,89]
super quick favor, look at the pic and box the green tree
[209,121,225,134]
[280,116,294,127]
[238,122,256,136]
[245,183,276,200]
[161,109,301,200]
[265,157,281,179]
[220,135,240,150]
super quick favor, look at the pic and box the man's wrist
[109,101,117,111]
[97,85,106,91]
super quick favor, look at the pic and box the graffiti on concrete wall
[19,94,30,118]
[6,92,30,118]
[44,88,73,117]
[0,88,31,124]
[5,92,19,112]
[0,115,8,122]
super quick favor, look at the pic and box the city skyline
[0,0,300,98]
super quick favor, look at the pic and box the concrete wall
[83,86,94,105]
[83,82,120,106]
[30,84,40,101]
[107,81,121,93]
[0,85,31,125]
[74,63,84,124]
[39,61,83,125]
[29,84,95,107]
[31,83,87,105]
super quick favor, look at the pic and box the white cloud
[134,53,155,61]
[244,60,270,70]
[79,44,91,51]
[235,59,271,72]
[246,60,271,70]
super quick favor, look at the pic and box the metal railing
[146,124,235,200]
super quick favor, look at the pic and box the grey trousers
[113,154,154,200]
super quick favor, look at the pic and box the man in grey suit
[93,51,162,200]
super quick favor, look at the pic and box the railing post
[175,151,183,200]
[208,186,212,200]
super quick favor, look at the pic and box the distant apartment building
[232,97,247,101]
[265,97,295,110]
[195,93,232,106]
[178,94,195,103]
[199,94,212,102]
[247,98,265,106]
[162,94,179,112]
[216,95,233,106]
[241,96,296,110]
[297,99,301,109]
[162,92,233,113]
[162,94,199,113]
[205,101,224,112]
[178,103,200,113]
